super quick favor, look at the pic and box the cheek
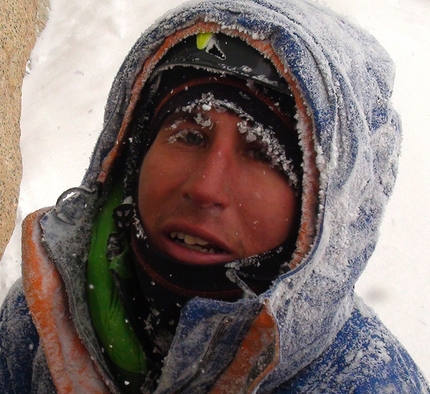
[137,146,187,229]
[238,171,298,252]
[250,188,296,231]
[137,151,168,227]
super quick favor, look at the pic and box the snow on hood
[74,0,400,389]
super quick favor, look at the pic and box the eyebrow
[160,109,211,129]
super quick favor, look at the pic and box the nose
[181,149,233,209]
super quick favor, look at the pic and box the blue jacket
[1,0,429,392]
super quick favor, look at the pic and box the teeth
[170,232,184,240]
[170,232,215,253]
[185,234,209,246]
[184,234,195,245]
[170,232,209,246]
[185,244,215,254]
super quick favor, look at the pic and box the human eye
[168,129,206,147]
[245,143,273,165]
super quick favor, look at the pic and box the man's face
[138,107,298,265]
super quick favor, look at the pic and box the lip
[160,223,235,265]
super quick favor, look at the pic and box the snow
[0,0,429,382]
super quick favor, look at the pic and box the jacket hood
[39,0,401,391]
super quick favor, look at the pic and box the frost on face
[172,92,299,188]
[169,118,186,130]
[168,129,190,144]
[194,112,213,128]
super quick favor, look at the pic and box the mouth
[169,232,226,254]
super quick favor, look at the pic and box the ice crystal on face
[194,112,213,128]
[168,118,186,130]
[215,106,227,113]
[202,103,212,111]
[168,129,188,144]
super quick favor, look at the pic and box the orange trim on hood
[22,209,111,394]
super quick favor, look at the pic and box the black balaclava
[115,34,302,367]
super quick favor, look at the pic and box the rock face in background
[0,0,49,259]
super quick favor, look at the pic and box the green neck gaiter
[87,183,147,393]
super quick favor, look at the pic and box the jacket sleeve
[0,278,51,393]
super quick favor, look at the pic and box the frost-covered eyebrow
[159,109,211,130]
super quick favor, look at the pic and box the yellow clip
[197,33,213,50]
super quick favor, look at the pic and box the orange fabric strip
[22,209,112,394]
[209,301,280,393]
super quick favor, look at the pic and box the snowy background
[1,0,429,381]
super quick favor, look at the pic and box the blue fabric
[0,280,39,393]
[275,305,430,393]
